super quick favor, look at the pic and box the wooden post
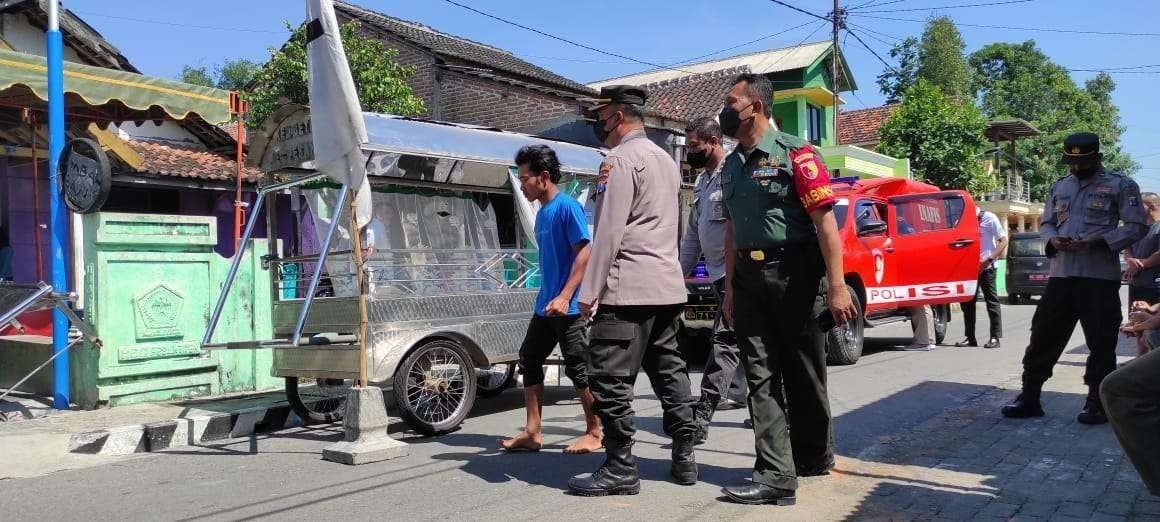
[348,194,369,387]
[832,0,841,142]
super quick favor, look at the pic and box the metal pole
[27,113,44,281]
[232,92,246,252]
[292,184,349,345]
[46,0,70,410]
[347,194,369,387]
[832,0,841,143]
[202,191,266,346]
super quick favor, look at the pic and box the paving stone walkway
[816,340,1157,521]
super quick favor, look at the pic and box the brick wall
[344,18,437,116]
[438,71,582,132]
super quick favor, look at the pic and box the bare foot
[563,432,603,454]
[499,430,542,452]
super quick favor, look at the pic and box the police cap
[1062,132,1100,164]
[587,85,648,113]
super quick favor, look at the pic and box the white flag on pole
[305,0,372,228]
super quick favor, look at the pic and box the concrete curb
[67,402,312,456]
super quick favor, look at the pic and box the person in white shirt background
[955,208,1008,349]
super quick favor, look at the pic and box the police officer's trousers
[732,243,833,492]
[1101,347,1160,495]
[1023,277,1122,391]
[587,304,697,443]
[700,278,746,404]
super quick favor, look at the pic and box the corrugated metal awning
[0,49,231,124]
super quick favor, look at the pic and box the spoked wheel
[393,339,477,435]
[476,363,517,398]
[285,377,352,424]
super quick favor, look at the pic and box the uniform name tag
[752,167,778,179]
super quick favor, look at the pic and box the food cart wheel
[393,339,478,435]
[476,363,517,398]
[285,377,352,424]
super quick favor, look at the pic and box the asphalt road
[0,297,1115,521]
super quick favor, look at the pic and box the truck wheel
[826,286,864,366]
[933,305,948,345]
[286,377,351,424]
[393,339,477,435]
[476,363,516,398]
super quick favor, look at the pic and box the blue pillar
[47,3,70,409]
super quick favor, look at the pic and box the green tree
[179,65,214,87]
[971,41,1137,200]
[916,16,972,98]
[247,21,425,127]
[214,59,260,91]
[877,80,993,193]
[876,36,918,103]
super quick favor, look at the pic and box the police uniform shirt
[721,129,835,249]
[679,162,728,280]
[1040,168,1147,281]
[579,129,687,306]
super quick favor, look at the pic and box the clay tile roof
[643,66,749,124]
[334,1,594,96]
[838,104,898,145]
[125,140,261,182]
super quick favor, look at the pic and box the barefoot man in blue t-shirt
[499,144,602,454]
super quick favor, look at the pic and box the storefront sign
[256,106,315,172]
[59,137,111,214]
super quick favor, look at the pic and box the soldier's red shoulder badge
[789,147,834,212]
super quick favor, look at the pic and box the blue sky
[66,0,1160,191]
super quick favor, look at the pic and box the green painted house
[589,40,909,180]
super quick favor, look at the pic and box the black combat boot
[1077,387,1108,425]
[671,435,698,485]
[568,439,640,496]
[1002,385,1045,418]
[691,396,716,445]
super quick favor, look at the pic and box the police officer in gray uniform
[1003,132,1147,424]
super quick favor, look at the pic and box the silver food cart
[202,109,602,435]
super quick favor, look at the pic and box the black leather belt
[738,243,809,262]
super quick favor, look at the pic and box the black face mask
[591,114,618,145]
[686,148,710,170]
[718,103,753,139]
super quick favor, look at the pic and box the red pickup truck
[681,176,981,365]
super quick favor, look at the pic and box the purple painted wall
[2,159,54,284]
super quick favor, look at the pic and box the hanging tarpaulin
[305,0,372,229]
[508,167,540,248]
[0,49,231,124]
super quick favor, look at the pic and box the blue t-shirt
[534,192,590,317]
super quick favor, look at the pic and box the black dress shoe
[743,418,753,429]
[721,483,797,505]
[983,338,1001,349]
[568,440,640,496]
[1001,391,1044,418]
[954,338,978,347]
[1077,397,1108,425]
[717,398,745,410]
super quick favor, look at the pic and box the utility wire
[857,0,1033,14]
[752,21,829,73]
[70,10,283,34]
[440,0,695,74]
[850,13,1160,37]
[668,21,816,67]
[849,23,900,48]
[768,0,832,22]
[845,28,900,74]
[849,0,907,10]
[846,21,903,42]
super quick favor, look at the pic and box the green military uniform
[722,128,835,493]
